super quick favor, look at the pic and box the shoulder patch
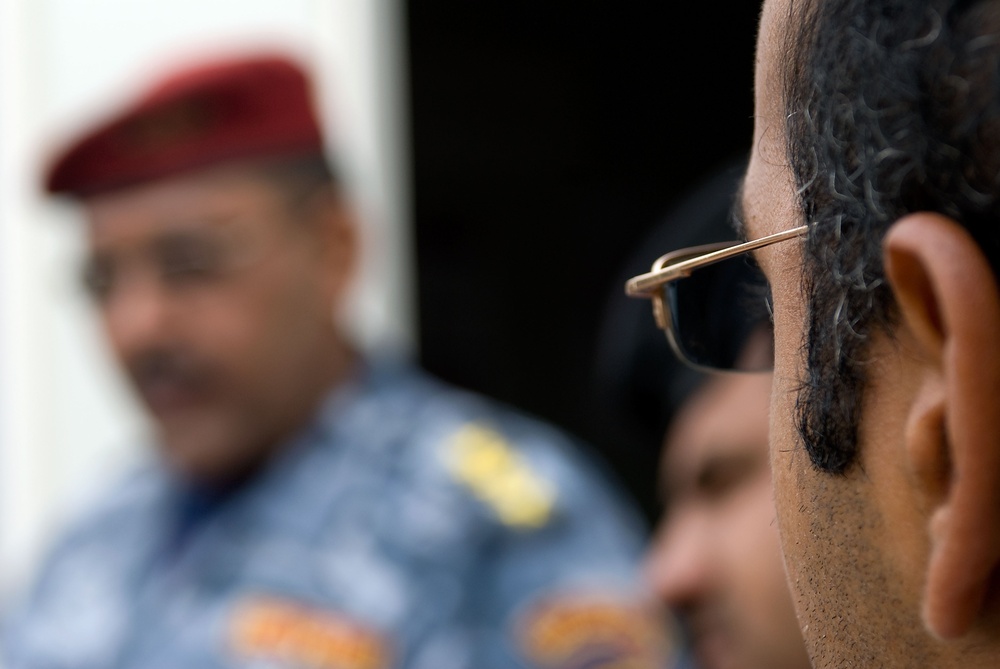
[444,423,556,529]
[230,596,392,669]
[515,593,676,669]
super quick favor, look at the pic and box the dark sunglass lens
[665,252,774,371]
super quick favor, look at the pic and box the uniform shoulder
[48,461,167,546]
[375,363,575,452]
[383,365,642,534]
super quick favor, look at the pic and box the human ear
[304,186,359,303]
[883,212,1000,641]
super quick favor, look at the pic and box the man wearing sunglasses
[607,167,808,669]
[3,53,671,669]
[630,0,1000,667]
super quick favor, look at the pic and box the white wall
[0,0,412,596]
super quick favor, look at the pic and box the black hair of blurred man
[588,161,745,514]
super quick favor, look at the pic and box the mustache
[127,348,211,394]
[682,602,734,644]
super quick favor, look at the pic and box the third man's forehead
[86,165,285,236]
[662,374,771,479]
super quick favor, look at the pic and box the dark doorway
[407,2,762,517]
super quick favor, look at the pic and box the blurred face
[83,161,355,483]
[645,371,808,669]
[745,1,936,666]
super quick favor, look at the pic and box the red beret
[45,53,326,197]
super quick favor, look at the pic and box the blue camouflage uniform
[3,361,673,669]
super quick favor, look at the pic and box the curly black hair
[783,0,1000,472]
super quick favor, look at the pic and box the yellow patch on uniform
[445,423,556,528]
[516,594,674,669]
[229,596,392,669]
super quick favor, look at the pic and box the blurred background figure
[2,53,672,669]
[645,366,809,669]
[0,4,765,667]
[594,165,809,669]
[0,4,764,577]
[0,1,412,601]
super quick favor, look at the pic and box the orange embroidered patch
[230,597,392,669]
[517,594,673,669]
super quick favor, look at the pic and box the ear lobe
[883,212,1000,641]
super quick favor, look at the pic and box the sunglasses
[625,224,808,372]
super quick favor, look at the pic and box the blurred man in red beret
[2,53,671,669]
